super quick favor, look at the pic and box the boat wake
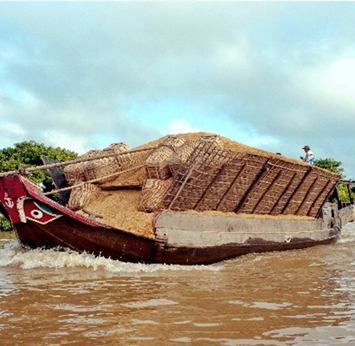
[0,240,221,273]
[338,221,355,244]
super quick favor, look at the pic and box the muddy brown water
[1,223,355,346]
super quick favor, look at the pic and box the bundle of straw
[67,183,101,211]
[145,136,186,180]
[64,150,102,185]
[138,178,173,212]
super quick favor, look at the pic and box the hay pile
[64,143,134,210]
[77,189,156,238]
[64,132,339,238]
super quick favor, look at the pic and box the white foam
[0,240,221,273]
[338,221,355,244]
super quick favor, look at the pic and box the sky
[1,1,355,178]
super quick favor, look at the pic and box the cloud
[322,58,355,101]
[42,129,89,155]
[0,2,355,177]
[167,119,200,134]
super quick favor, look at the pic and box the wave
[3,221,355,272]
[0,240,221,273]
[337,221,355,244]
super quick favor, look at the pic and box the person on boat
[300,145,315,164]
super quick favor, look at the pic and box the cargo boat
[0,133,348,265]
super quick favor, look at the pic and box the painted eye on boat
[31,210,43,219]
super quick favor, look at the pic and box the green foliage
[314,158,355,203]
[0,140,78,193]
[0,140,78,173]
[0,141,78,229]
[0,215,13,232]
[338,185,352,203]
[314,158,344,177]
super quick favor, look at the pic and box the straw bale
[146,136,186,163]
[64,166,85,186]
[138,178,173,212]
[185,135,227,168]
[252,160,306,215]
[81,143,135,185]
[101,147,155,188]
[270,165,309,215]
[198,134,224,151]
[195,152,248,211]
[64,150,102,186]
[161,142,232,211]
[104,142,130,153]
[133,131,335,173]
[282,170,318,216]
[173,152,264,212]
[307,176,338,217]
[67,183,101,211]
[237,161,283,215]
[160,135,186,149]
[292,169,339,217]
[160,135,340,218]
[103,142,136,170]
[168,140,198,177]
[145,136,186,180]
[83,156,119,184]
[162,162,223,211]
[102,167,147,188]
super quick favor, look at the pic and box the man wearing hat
[300,145,315,164]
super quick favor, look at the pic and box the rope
[42,164,146,196]
[0,146,158,177]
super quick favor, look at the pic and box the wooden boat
[0,133,347,265]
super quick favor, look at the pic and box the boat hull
[14,213,338,265]
[1,175,341,265]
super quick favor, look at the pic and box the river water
[1,223,355,346]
